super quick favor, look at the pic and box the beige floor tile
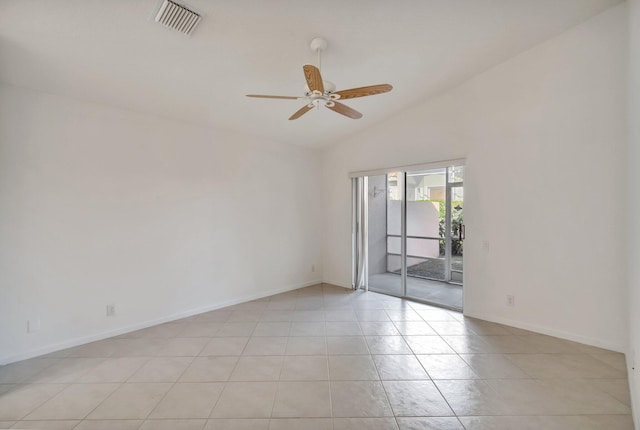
[0,422,13,429]
[269,418,332,429]
[28,358,105,383]
[157,338,210,357]
[65,340,118,358]
[291,311,325,322]
[200,338,249,356]
[427,322,474,336]
[459,415,634,430]
[227,311,263,323]
[149,383,224,419]
[459,354,529,379]
[436,379,514,416]
[416,354,477,379]
[132,323,186,339]
[359,322,399,336]
[25,383,119,420]
[87,383,172,419]
[329,356,379,381]
[11,420,79,429]
[180,357,239,382]
[384,380,453,417]
[518,334,584,353]
[229,356,283,381]
[373,355,429,380]
[458,416,563,430]
[289,322,325,337]
[439,335,496,354]
[404,336,455,354]
[204,419,269,430]
[587,378,631,405]
[327,337,369,355]
[334,417,399,430]
[396,417,464,430]
[365,337,412,355]
[253,322,291,337]
[486,378,631,415]
[385,310,422,322]
[478,335,541,353]
[217,323,256,337]
[242,337,288,356]
[325,322,362,336]
[285,337,327,355]
[180,323,224,337]
[259,311,294,322]
[590,352,628,372]
[272,382,331,417]
[3,286,632,428]
[563,415,635,430]
[415,309,458,322]
[330,381,393,417]
[462,318,513,336]
[324,310,358,322]
[139,419,206,430]
[392,322,436,336]
[128,357,193,382]
[211,382,278,418]
[356,310,391,322]
[0,359,60,384]
[508,353,627,379]
[0,384,66,420]
[73,419,143,429]
[279,356,329,381]
[77,358,148,383]
[109,339,165,357]
[197,311,232,323]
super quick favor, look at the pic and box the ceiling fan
[246,38,393,120]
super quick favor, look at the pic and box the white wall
[0,84,323,364]
[628,0,640,425]
[322,4,628,351]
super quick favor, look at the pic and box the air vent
[154,0,201,36]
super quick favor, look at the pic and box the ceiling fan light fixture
[246,37,393,120]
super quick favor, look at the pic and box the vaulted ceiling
[0,0,623,147]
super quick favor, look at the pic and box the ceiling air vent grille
[154,0,201,35]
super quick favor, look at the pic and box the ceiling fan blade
[289,104,314,120]
[303,65,325,93]
[246,94,301,100]
[327,101,363,119]
[333,84,393,100]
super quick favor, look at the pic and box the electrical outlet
[27,319,41,333]
[106,304,116,317]
[506,295,515,307]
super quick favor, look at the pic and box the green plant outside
[417,200,464,256]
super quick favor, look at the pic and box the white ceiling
[0,0,623,147]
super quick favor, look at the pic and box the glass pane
[450,187,463,237]
[450,185,463,284]
[367,173,402,296]
[406,239,445,281]
[448,165,464,183]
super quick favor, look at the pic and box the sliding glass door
[352,164,465,310]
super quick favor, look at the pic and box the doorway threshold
[368,272,462,311]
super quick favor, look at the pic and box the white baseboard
[322,279,352,289]
[464,310,626,353]
[0,279,322,365]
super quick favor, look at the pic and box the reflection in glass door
[352,164,465,310]
[365,173,404,297]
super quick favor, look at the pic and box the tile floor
[0,284,633,430]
